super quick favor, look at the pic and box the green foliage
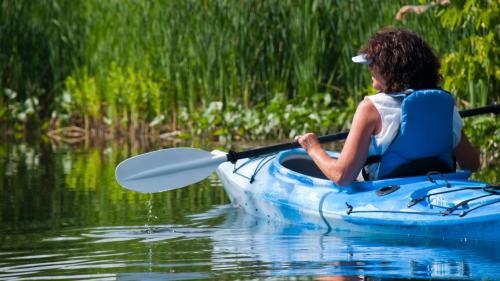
[0,0,498,149]
[438,0,500,106]
[0,1,84,117]
[178,92,356,143]
[464,115,500,163]
[0,0,404,129]
[464,114,500,181]
[59,65,164,130]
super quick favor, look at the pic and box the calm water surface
[1,139,500,280]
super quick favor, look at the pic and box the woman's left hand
[295,133,321,152]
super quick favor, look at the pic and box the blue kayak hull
[215,149,500,241]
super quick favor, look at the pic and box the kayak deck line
[318,191,335,232]
[459,199,500,217]
[337,182,500,219]
[231,153,278,183]
[216,148,500,241]
[408,186,485,207]
[345,202,462,216]
[345,196,500,217]
[441,193,495,216]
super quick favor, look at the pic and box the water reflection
[208,208,499,279]
[1,139,500,280]
[1,203,500,280]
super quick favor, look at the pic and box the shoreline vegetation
[1,1,498,158]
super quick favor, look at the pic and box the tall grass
[1,0,498,140]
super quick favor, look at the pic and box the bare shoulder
[355,97,379,122]
[348,97,381,135]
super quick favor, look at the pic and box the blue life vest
[375,89,455,179]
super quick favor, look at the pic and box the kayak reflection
[207,206,499,279]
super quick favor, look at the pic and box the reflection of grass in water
[0,139,229,232]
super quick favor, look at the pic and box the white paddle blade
[115,148,227,193]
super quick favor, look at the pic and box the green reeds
[1,0,498,141]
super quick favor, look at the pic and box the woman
[296,27,479,186]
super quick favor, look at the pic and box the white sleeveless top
[365,92,464,179]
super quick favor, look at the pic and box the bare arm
[454,131,480,172]
[297,98,380,186]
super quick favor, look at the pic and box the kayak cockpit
[272,149,341,189]
[280,153,329,180]
[273,149,472,192]
[275,149,379,191]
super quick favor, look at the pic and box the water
[1,140,500,280]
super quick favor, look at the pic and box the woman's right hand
[295,133,321,153]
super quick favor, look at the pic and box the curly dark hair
[360,27,442,93]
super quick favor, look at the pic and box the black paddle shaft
[227,132,348,163]
[459,103,500,117]
[227,103,499,163]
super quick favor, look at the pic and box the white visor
[351,54,371,65]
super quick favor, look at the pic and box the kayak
[215,148,500,241]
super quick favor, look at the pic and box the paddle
[116,104,499,193]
